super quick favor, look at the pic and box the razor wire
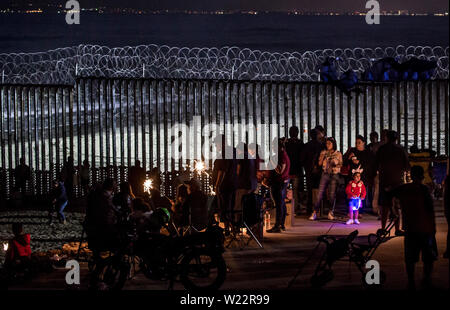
[0,45,448,85]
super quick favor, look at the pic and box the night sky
[4,0,450,13]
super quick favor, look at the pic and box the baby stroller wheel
[362,270,386,289]
[311,269,334,288]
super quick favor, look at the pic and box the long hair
[326,137,337,151]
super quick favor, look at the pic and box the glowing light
[194,160,206,174]
[143,179,153,194]
[209,186,216,196]
[3,242,8,252]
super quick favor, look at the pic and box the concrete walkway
[7,202,449,291]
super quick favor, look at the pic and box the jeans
[271,181,289,227]
[50,201,68,223]
[305,171,321,214]
[291,177,304,213]
[314,173,340,213]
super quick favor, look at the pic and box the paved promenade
[6,201,449,291]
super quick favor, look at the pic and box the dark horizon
[2,0,449,13]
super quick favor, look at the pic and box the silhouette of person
[390,166,437,290]
[14,157,30,194]
[128,160,146,197]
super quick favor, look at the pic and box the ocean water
[0,13,448,54]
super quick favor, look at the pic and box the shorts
[404,233,438,264]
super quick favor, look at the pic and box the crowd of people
[2,124,449,290]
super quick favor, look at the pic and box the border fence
[0,78,449,200]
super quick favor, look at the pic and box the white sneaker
[354,219,360,225]
[328,212,335,220]
[308,213,317,221]
[346,219,354,225]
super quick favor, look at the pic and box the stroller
[311,218,396,288]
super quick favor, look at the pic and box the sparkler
[193,160,209,177]
[143,179,153,195]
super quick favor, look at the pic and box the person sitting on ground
[390,166,437,291]
[4,223,32,271]
[345,170,366,225]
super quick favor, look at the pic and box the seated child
[345,171,366,225]
[4,223,32,270]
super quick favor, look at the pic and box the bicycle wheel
[180,249,227,291]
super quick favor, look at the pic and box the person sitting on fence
[48,180,68,225]
[345,170,366,225]
[3,223,32,272]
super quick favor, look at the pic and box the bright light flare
[194,160,206,174]
[3,242,8,252]
[143,179,153,194]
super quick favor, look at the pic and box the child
[345,170,366,225]
[4,223,32,270]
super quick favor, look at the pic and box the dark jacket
[52,182,68,207]
[344,147,376,186]
[184,190,208,230]
[285,138,304,177]
[376,143,410,187]
[301,140,325,175]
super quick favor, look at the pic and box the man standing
[213,135,237,235]
[285,126,305,216]
[301,129,325,215]
[48,180,69,225]
[267,139,291,233]
[376,130,410,235]
[391,166,437,290]
[14,157,31,194]
[235,142,258,225]
[129,160,146,197]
